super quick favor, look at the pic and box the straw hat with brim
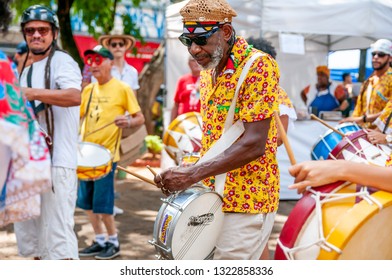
[180,0,237,22]
[99,34,136,50]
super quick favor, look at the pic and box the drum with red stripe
[328,129,392,166]
[275,181,392,260]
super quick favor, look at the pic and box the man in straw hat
[154,0,281,260]
[97,30,140,94]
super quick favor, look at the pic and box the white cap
[370,39,392,56]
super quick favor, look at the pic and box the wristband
[127,118,132,128]
[362,114,367,122]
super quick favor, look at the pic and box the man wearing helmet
[14,5,82,260]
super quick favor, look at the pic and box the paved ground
[0,166,297,260]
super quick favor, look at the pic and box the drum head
[171,190,224,260]
[163,112,202,160]
[152,186,224,260]
[77,142,111,167]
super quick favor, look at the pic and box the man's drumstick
[84,121,116,137]
[84,114,130,137]
[116,165,157,187]
[274,111,297,165]
[146,165,157,176]
[310,114,345,137]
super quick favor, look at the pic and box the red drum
[275,181,392,260]
[328,129,392,166]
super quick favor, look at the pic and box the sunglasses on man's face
[23,27,51,36]
[84,54,104,66]
[371,52,388,58]
[110,42,125,48]
[178,28,219,47]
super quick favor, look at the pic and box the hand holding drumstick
[116,165,157,187]
[146,165,174,196]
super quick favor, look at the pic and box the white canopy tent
[165,0,392,110]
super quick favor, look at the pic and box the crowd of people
[0,3,144,260]
[1,0,392,261]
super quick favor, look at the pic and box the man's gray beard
[201,45,224,70]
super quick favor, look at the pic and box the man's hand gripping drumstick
[116,165,157,187]
[146,165,174,196]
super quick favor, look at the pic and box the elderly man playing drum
[155,0,281,260]
[77,45,144,260]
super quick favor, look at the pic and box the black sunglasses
[371,52,388,58]
[178,28,219,47]
[110,42,125,48]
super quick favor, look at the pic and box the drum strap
[80,85,94,141]
[197,52,264,196]
[80,84,120,165]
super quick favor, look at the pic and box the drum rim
[152,185,223,260]
[327,129,368,159]
[274,181,347,260]
[152,186,209,259]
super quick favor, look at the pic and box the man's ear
[220,24,233,43]
[53,29,59,41]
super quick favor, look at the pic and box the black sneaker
[95,242,120,260]
[79,241,105,257]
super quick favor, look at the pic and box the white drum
[150,184,224,260]
[77,142,112,181]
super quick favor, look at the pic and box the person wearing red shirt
[171,56,201,121]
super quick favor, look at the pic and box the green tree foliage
[12,0,143,69]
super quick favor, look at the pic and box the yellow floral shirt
[278,86,294,108]
[353,68,392,128]
[374,99,392,134]
[199,37,280,214]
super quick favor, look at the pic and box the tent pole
[327,35,331,52]
[260,0,264,38]
[358,49,367,83]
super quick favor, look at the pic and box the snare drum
[77,142,112,181]
[149,185,224,260]
[275,182,392,260]
[328,129,392,166]
[311,122,360,160]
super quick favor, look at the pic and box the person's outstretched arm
[288,160,392,193]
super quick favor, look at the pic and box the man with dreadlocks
[154,0,281,259]
[14,5,82,260]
